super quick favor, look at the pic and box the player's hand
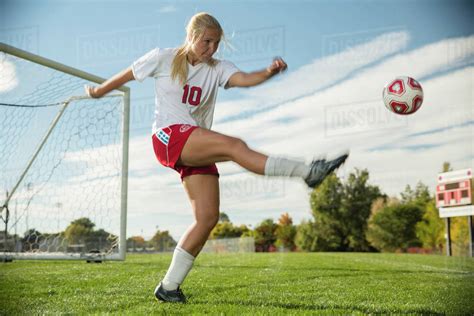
[84,85,100,98]
[267,56,288,76]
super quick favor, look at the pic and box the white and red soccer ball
[383,76,424,115]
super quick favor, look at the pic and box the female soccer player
[85,12,348,303]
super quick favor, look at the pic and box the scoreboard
[436,168,474,218]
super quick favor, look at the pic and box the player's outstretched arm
[226,57,287,88]
[85,67,135,98]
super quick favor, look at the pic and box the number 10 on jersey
[182,85,202,106]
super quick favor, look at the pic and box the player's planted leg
[155,282,187,303]
[155,174,219,303]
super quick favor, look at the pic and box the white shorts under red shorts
[151,124,219,181]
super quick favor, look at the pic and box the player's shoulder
[145,47,177,66]
[159,47,178,56]
[211,58,236,69]
[142,47,176,58]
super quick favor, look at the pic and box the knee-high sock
[161,246,195,291]
[264,156,311,179]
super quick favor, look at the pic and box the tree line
[2,216,177,253]
[2,217,117,253]
[3,163,470,255]
[126,230,176,252]
[206,165,470,255]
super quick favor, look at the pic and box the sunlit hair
[171,12,224,85]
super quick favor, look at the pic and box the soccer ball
[382,76,423,115]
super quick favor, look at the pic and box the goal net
[0,43,129,261]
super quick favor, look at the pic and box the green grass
[1,252,473,315]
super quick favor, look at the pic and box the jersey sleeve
[131,48,161,82]
[217,60,240,89]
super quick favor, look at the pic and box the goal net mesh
[0,48,127,260]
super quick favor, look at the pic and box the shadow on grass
[189,298,445,315]
[195,264,472,276]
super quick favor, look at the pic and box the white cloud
[0,57,19,93]
[248,31,411,100]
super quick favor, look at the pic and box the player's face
[191,28,220,63]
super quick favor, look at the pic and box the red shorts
[151,124,219,181]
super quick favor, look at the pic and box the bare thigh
[178,128,267,175]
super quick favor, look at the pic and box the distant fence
[201,237,255,253]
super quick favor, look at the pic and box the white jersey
[131,48,240,133]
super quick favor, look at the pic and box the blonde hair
[171,12,224,86]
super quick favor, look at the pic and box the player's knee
[208,215,219,230]
[227,137,248,158]
[196,211,219,230]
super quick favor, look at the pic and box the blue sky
[1,0,473,240]
[2,0,472,97]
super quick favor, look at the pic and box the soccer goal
[0,43,129,261]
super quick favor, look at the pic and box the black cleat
[154,282,186,303]
[304,153,349,188]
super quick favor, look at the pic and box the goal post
[0,43,129,261]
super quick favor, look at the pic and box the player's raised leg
[179,127,268,174]
[155,174,220,303]
[179,127,349,188]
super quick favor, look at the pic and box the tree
[22,229,43,251]
[209,213,249,240]
[241,228,257,239]
[275,213,296,250]
[442,162,453,172]
[278,213,292,226]
[366,202,423,252]
[400,181,437,253]
[451,216,470,256]
[69,217,95,230]
[150,230,176,252]
[310,170,382,251]
[210,221,248,239]
[295,219,318,252]
[341,169,382,251]
[400,182,431,207]
[219,212,230,223]
[64,218,114,252]
[310,174,345,251]
[64,217,95,246]
[90,229,116,251]
[127,236,145,252]
[253,218,277,252]
[1,232,20,252]
[416,200,445,253]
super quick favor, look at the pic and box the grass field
[1,252,473,315]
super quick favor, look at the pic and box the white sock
[161,246,195,291]
[264,156,311,179]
